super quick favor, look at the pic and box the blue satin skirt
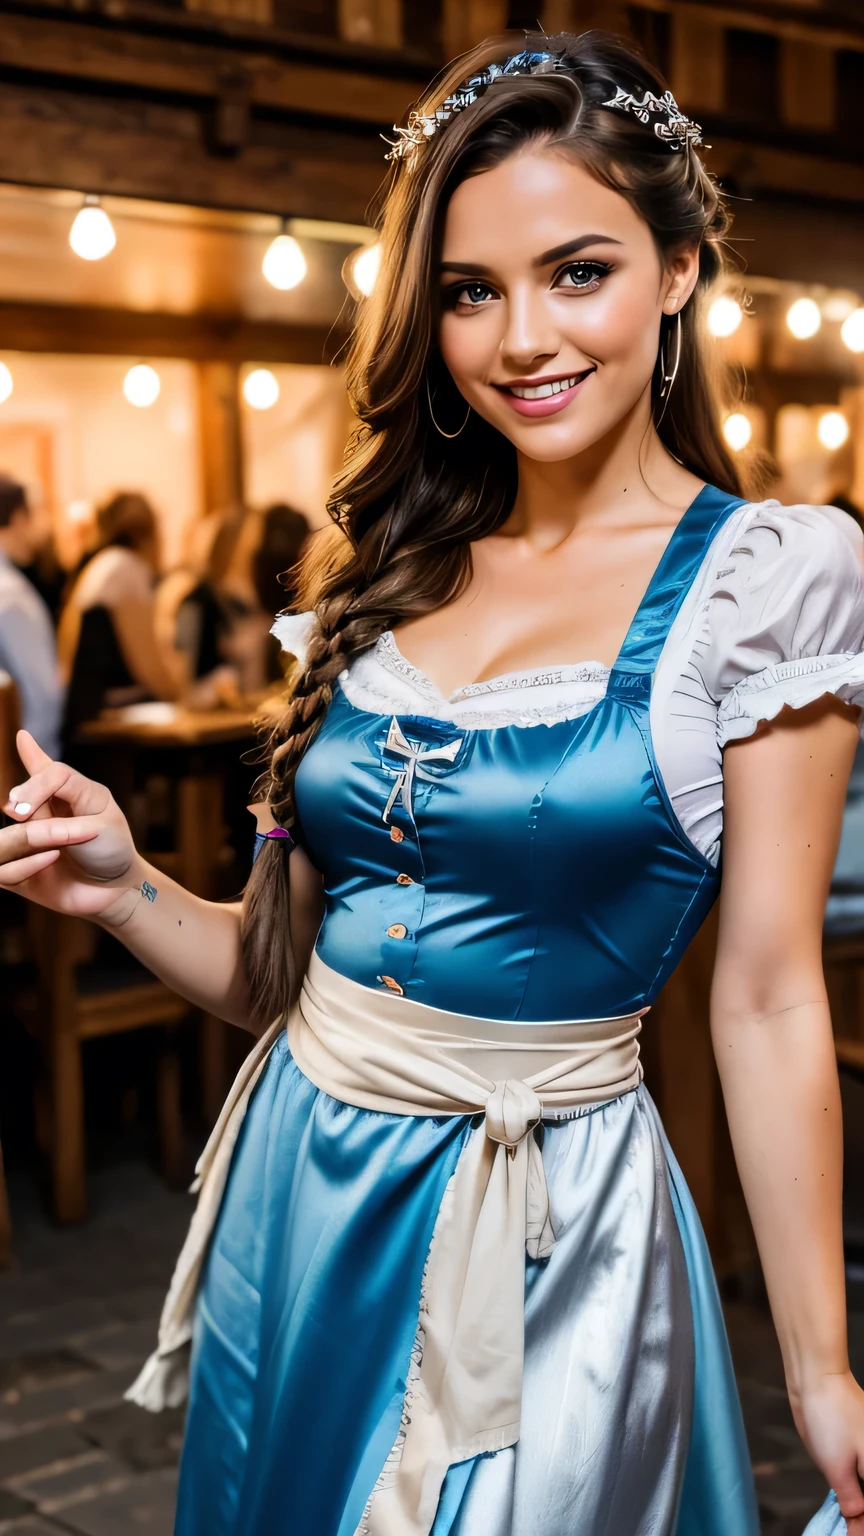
[174,1037,839,1535]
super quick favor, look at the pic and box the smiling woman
[2,26,863,1536]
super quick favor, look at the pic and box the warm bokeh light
[262,234,306,291]
[822,292,859,324]
[723,412,752,452]
[243,368,280,410]
[351,242,381,298]
[123,364,161,408]
[69,199,117,262]
[841,307,864,354]
[0,363,12,405]
[785,297,821,340]
[817,410,850,451]
[707,296,743,338]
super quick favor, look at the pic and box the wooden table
[77,704,261,1120]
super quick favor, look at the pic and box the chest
[294,687,703,890]
[392,521,680,697]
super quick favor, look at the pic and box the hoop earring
[425,373,471,439]
[655,310,682,429]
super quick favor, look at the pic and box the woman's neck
[504,410,703,553]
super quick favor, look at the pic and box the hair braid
[240,567,398,1031]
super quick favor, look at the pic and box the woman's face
[438,148,699,462]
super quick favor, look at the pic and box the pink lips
[499,370,594,418]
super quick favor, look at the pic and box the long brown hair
[241,28,742,1030]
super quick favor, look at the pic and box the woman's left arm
[715,695,864,1529]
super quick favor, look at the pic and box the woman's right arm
[111,598,187,701]
[0,732,323,1032]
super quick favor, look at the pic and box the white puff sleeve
[701,503,864,745]
[270,609,316,667]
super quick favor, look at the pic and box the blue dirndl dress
[174,484,843,1536]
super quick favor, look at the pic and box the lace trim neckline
[376,631,610,705]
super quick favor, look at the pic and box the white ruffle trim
[717,653,864,745]
[341,632,611,731]
[271,609,316,665]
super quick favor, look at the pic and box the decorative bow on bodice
[381,717,464,829]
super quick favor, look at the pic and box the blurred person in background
[252,502,311,617]
[0,475,63,759]
[251,502,311,685]
[156,504,248,682]
[59,491,234,746]
[158,500,311,696]
[59,491,184,742]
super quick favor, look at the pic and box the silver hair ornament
[601,86,702,153]
[383,50,565,164]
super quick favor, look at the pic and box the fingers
[832,1460,864,1522]
[16,731,54,777]
[4,759,108,822]
[0,848,59,886]
[0,818,98,867]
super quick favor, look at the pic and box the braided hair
[240,27,742,1031]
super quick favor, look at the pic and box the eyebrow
[440,233,623,276]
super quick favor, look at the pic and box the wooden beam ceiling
[0,303,345,362]
[0,10,420,125]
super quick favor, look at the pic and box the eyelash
[445,260,612,310]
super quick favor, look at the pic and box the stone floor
[0,1161,854,1535]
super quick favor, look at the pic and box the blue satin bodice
[294,484,745,1022]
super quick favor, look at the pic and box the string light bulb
[123,364,161,408]
[0,363,12,405]
[352,242,382,298]
[822,292,858,324]
[723,412,752,452]
[817,410,849,451]
[69,196,116,262]
[707,296,743,338]
[262,231,306,291]
[841,308,864,354]
[786,297,821,340]
[243,369,280,411]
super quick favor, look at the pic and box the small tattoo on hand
[141,881,158,903]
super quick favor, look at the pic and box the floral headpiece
[601,85,703,153]
[383,49,566,163]
[384,50,702,164]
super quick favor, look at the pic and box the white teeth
[509,374,583,400]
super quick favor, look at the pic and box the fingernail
[13,802,31,815]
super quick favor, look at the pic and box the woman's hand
[0,731,137,919]
[793,1371,864,1531]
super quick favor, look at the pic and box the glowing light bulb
[0,363,12,405]
[123,364,161,408]
[352,243,381,298]
[786,297,821,340]
[841,308,864,354]
[262,234,306,291]
[69,198,116,262]
[822,292,858,324]
[723,412,752,452]
[243,369,280,410]
[817,410,849,451]
[707,296,743,338]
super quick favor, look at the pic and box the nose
[500,284,560,372]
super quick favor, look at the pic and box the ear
[662,244,701,316]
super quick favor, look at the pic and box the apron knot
[484,1079,543,1149]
